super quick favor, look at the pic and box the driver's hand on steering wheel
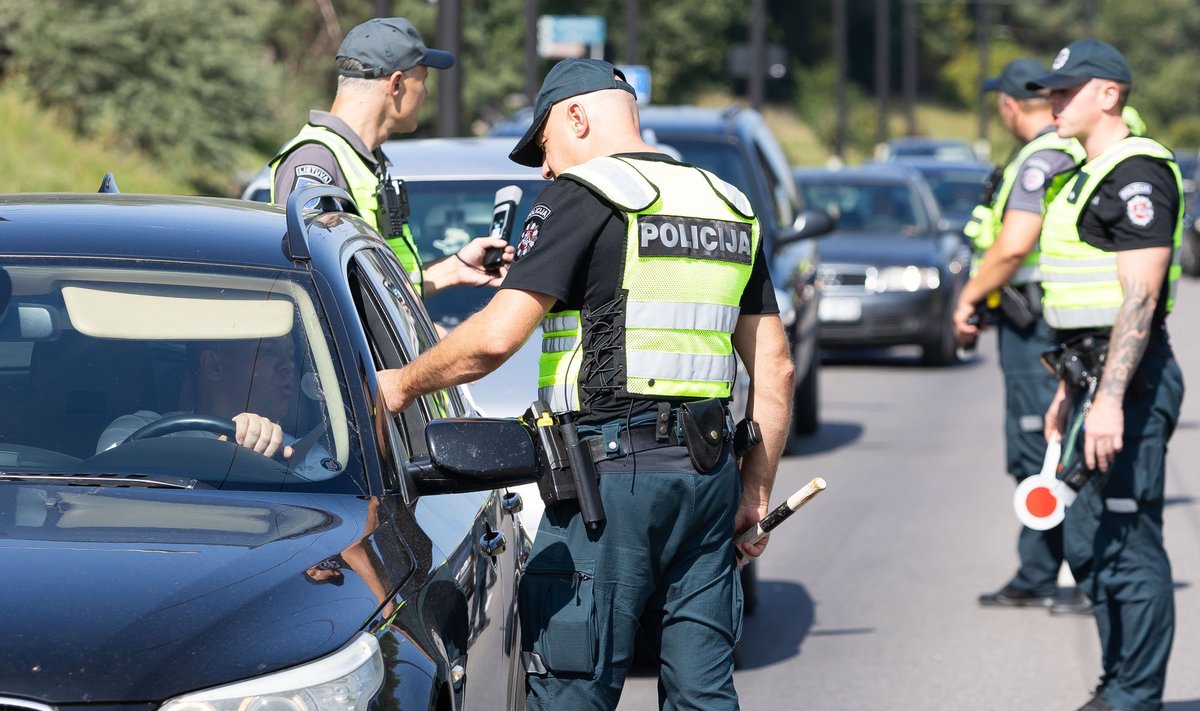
[225,413,294,459]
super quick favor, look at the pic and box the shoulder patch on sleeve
[516,209,546,259]
[1020,166,1047,192]
[1125,194,1154,227]
[1117,182,1152,201]
[294,164,334,184]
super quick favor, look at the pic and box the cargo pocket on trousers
[520,563,598,676]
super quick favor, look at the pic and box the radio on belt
[484,185,523,271]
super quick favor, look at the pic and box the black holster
[997,283,1040,330]
[679,399,728,472]
[1040,333,1108,392]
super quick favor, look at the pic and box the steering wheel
[126,414,237,443]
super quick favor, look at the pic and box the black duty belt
[586,424,685,464]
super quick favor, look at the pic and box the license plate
[818,296,861,322]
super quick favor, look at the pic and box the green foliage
[939,40,1029,109]
[793,62,877,157]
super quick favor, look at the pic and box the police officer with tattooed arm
[1027,40,1184,711]
[377,58,794,709]
[269,17,512,297]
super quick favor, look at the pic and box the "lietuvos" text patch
[638,215,752,265]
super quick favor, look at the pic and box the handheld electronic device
[484,185,523,271]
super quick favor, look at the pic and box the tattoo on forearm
[1100,279,1155,400]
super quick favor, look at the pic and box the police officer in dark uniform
[953,59,1090,614]
[1027,40,1183,711]
[269,17,511,297]
[377,58,795,709]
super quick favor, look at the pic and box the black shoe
[1074,691,1122,711]
[978,583,1055,608]
[1050,588,1094,616]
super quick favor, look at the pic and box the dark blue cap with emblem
[509,59,637,168]
[1026,39,1131,91]
[982,59,1046,99]
[336,17,454,78]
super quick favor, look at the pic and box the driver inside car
[96,336,337,480]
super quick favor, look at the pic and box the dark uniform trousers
[1062,344,1183,711]
[520,432,743,711]
[998,315,1065,596]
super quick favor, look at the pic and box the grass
[0,78,195,195]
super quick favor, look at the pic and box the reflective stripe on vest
[967,131,1084,284]
[538,156,758,413]
[1039,136,1183,329]
[269,124,424,290]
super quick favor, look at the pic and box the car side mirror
[778,209,837,244]
[406,418,541,495]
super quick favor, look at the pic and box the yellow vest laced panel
[269,124,424,291]
[964,132,1085,284]
[1039,136,1183,329]
[539,156,759,414]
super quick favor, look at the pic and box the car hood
[818,231,942,267]
[0,485,401,703]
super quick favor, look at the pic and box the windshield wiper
[0,472,206,489]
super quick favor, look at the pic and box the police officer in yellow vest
[377,59,794,709]
[953,59,1092,615]
[269,17,512,297]
[1028,40,1183,711]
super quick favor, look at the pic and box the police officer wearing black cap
[954,59,1090,614]
[376,58,794,709]
[1028,39,1183,711]
[268,17,512,297]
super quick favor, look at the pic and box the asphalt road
[617,276,1200,711]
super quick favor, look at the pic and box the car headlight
[160,634,384,711]
[864,266,940,293]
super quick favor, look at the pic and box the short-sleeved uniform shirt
[273,111,384,206]
[1003,128,1079,216]
[1078,154,1179,336]
[500,152,778,425]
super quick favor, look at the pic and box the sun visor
[62,286,294,340]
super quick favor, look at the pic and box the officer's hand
[951,298,980,348]
[376,368,414,415]
[733,502,770,565]
[1043,381,1068,444]
[1084,393,1124,472]
[224,413,293,459]
[454,237,515,287]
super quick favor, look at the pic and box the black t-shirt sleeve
[739,238,780,315]
[1081,157,1178,252]
[500,180,611,304]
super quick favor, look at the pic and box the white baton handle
[736,477,827,545]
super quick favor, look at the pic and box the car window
[0,262,361,493]
[655,137,756,207]
[917,168,988,222]
[406,178,548,329]
[800,181,929,234]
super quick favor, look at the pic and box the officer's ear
[565,100,589,138]
[388,71,406,96]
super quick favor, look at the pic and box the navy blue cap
[336,18,454,78]
[1026,39,1131,90]
[509,59,637,167]
[982,59,1046,99]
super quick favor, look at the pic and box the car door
[350,246,528,710]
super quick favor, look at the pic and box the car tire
[792,346,820,436]
[1181,230,1200,277]
[741,561,759,616]
[921,312,959,367]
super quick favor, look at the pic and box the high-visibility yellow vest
[964,131,1085,285]
[538,156,759,414]
[1039,136,1182,330]
[270,124,424,291]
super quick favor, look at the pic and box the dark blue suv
[0,184,540,710]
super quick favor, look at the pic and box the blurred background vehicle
[891,157,992,235]
[1175,148,1200,276]
[875,136,981,163]
[795,163,971,366]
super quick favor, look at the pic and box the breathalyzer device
[484,185,523,271]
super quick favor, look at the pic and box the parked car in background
[893,157,992,235]
[1174,148,1200,276]
[794,164,971,366]
[877,136,980,163]
[0,183,539,710]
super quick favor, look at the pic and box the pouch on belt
[680,398,727,472]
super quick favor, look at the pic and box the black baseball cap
[1026,39,1131,91]
[336,18,454,78]
[982,59,1046,99]
[509,58,637,167]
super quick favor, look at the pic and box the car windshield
[0,262,362,493]
[799,179,929,234]
[916,167,989,222]
[408,178,549,327]
[889,141,976,162]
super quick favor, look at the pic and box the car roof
[793,163,921,183]
[882,157,992,173]
[0,194,303,269]
[489,104,762,141]
[383,137,544,180]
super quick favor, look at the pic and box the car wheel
[1181,230,1200,276]
[740,560,759,616]
[792,346,820,436]
[921,313,959,367]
